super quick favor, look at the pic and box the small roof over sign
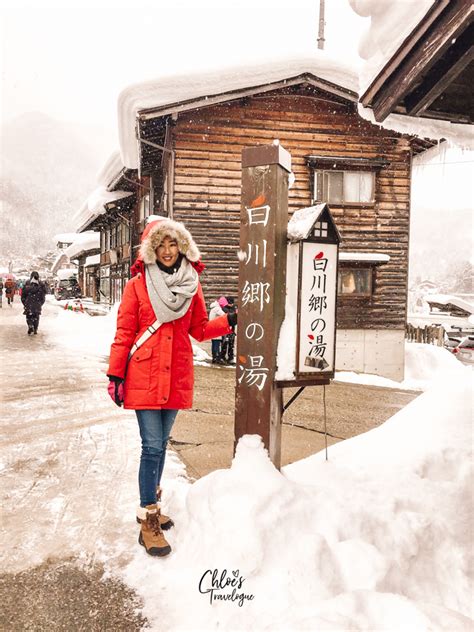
[287,204,340,242]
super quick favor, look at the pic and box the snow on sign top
[287,204,327,241]
[118,51,358,169]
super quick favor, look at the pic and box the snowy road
[0,298,143,573]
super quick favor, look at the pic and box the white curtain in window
[343,172,360,202]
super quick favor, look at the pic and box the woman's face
[156,236,179,267]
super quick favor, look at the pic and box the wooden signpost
[234,143,291,469]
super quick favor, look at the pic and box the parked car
[451,336,474,365]
[54,278,81,301]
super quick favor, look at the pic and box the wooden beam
[369,0,473,122]
[361,0,450,107]
[405,23,474,117]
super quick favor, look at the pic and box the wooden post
[234,143,291,469]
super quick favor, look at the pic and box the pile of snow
[119,370,473,630]
[96,150,124,188]
[43,298,118,358]
[336,342,468,391]
[118,52,358,168]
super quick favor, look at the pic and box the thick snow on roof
[425,294,474,315]
[96,151,125,189]
[53,233,78,245]
[64,232,100,260]
[56,267,78,280]
[358,103,474,149]
[74,186,134,232]
[118,52,358,169]
[350,0,435,96]
[85,254,101,267]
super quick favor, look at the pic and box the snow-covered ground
[1,301,472,630]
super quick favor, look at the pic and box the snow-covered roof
[96,150,125,189]
[425,294,474,316]
[287,204,327,241]
[350,0,474,149]
[339,252,390,263]
[357,104,474,150]
[350,0,435,97]
[56,267,77,280]
[118,52,358,169]
[74,187,134,232]
[85,254,101,267]
[64,232,100,260]
[53,233,78,246]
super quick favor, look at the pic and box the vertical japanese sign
[234,144,290,468]
[297,242,337,374]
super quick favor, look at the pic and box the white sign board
[297,242,338,373]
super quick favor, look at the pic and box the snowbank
[119,370,472,630]
[336,342,468,391]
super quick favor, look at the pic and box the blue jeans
[211,338,222,359]
[136,409,178,507]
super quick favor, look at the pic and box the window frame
[313,169,376,206]
[337,266,373,298]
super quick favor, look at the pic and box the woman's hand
[107,376,124,406]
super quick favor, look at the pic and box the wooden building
[115,57,435,379]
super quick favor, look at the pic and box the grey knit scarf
[145,258,198,324]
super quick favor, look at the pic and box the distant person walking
[4,277,15,306]
[0,278,3,308]
[21,271,46,335]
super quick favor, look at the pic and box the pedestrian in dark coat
[0,278,3,308]
[107,218,236,558]
[21,271,46,335]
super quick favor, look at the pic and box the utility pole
[317,0,325,50]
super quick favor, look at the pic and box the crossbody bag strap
[128,320,162,360]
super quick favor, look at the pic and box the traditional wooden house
[114,54,440,379]
[75,152,140,304]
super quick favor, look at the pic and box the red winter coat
[108,261,232,410]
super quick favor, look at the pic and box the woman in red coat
[107,219,234,557]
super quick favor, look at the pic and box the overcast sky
[1,0,365,164]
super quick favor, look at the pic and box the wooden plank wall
[170,87,412,329]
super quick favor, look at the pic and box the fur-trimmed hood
[139,219,201,265]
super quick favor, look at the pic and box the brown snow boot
[136,486,174,530]
[138,504,171,557]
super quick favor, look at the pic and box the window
[338,268,372,296]
[314,170,375,204]
[312,221,328,238]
